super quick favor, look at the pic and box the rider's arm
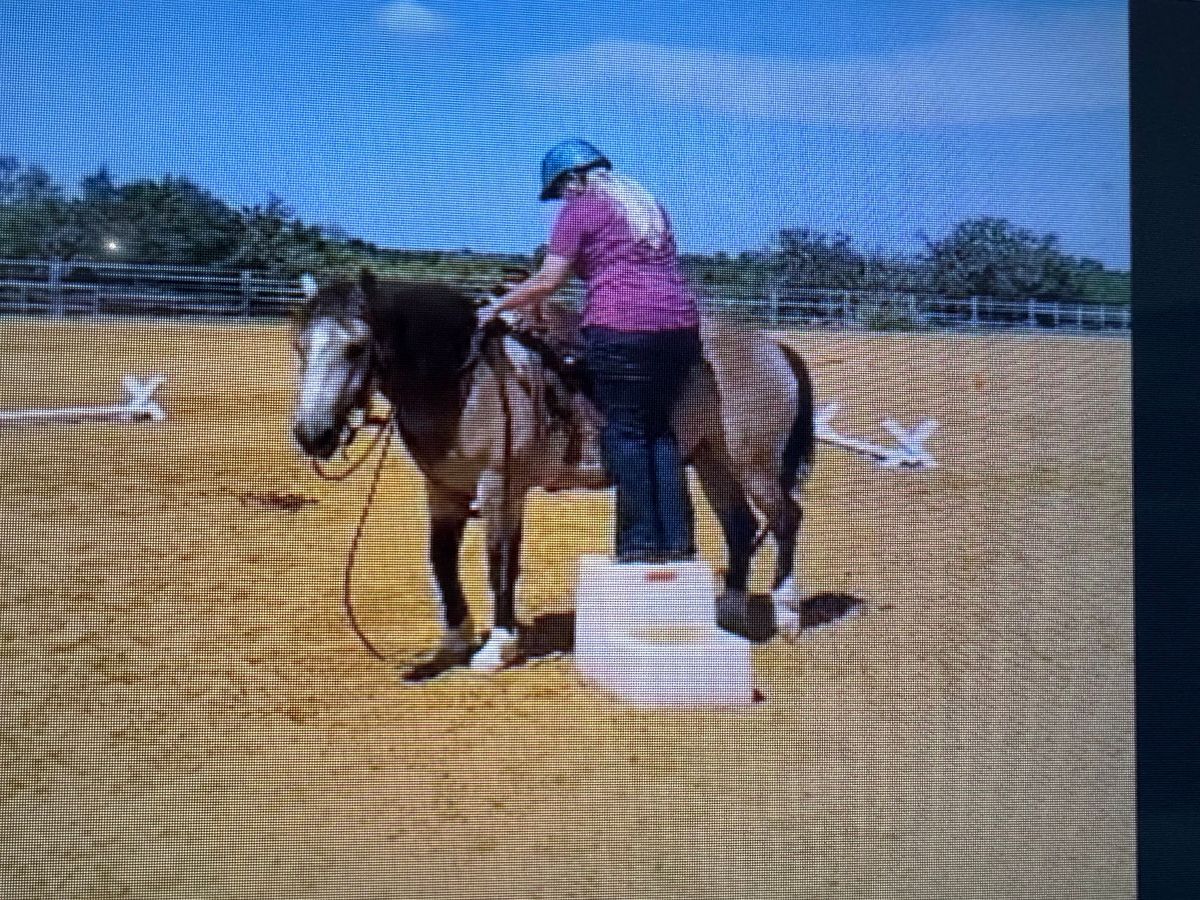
[492,254,572,314]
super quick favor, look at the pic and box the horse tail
[778,341,815,494]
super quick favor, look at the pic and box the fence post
[48,258,64,318]
[1025,298,1036,328]
[767,289,779,328]
[1122,307,1130,330]
[970,296,979,328]
[240,271,253,318]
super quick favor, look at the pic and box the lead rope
[309,417,395,661]
[337,421,394,661]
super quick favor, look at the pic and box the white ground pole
[814,402,938,469]
[0,375,167,426]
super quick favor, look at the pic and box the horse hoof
[772,576,804,638]
[400,620,476,682]
[469,627,521,673]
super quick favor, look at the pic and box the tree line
[1,156,1128,305]
[683,223,1128,305]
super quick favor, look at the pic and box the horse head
[291,270,379,460]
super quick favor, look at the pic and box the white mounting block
[574,554,755,707]
[0,375,167,426]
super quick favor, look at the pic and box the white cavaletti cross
[120,375,168,422]
[0,375,168,426]
[814,402,938,469]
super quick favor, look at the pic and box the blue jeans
[582,326,703,563]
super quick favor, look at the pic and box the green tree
[922,217,1083,300]
[1070,257,1129,305]
[73,166,127,257]
[229,196,299,270]
[113,175,242,263]
[0,156,78,257]
[774,228,865,291]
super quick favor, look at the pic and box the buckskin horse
[292,270,815,675]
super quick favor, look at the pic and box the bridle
[299,313,383,481]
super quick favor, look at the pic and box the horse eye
[345,341,368,360]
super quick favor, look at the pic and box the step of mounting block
[574,554,755,707]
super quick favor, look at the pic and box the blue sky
[2,0,1129,266]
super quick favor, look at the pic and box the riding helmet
[539,139,611,201]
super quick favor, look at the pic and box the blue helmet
[539,139,611,201]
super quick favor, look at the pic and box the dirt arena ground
[0,319,1131,899]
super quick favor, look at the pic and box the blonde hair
[579,168,669,250]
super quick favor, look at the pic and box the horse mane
[366,280,481,390]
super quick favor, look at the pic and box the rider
[486,139,702,564]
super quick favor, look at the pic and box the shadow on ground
[717,592,864,643]
[400,594,864,681]
[399,611,575,682]
[516,611,576,661]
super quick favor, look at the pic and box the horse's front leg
[470,469,527,673]
[402,482,475,680]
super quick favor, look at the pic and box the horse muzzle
[292,420,342,460]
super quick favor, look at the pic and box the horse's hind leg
[692,452,757,598]
[741,472,806,636]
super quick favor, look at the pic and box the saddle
[510,304,602,472]
[475,295,603,477]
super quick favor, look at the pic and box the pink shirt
[548,193,700,332]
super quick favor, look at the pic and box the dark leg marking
[693,452,758,594]
[741,473,803,591]
[487,523,523,633]
[429,515,469,628]
[770,495,803,591]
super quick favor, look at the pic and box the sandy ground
[0,319,1132,899]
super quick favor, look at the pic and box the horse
[292,269,815,675]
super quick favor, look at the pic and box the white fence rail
[0,258,302,319]
[700,288,1130,334]
[0,259,1129,334]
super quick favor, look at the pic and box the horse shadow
[400,593,864,682]
[399,611,576,682]
[716,591,864,643]
[510,591,863,657]
[515,610,576,660]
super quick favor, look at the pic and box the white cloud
[377,2,452,35]
[514,10,1127,126]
